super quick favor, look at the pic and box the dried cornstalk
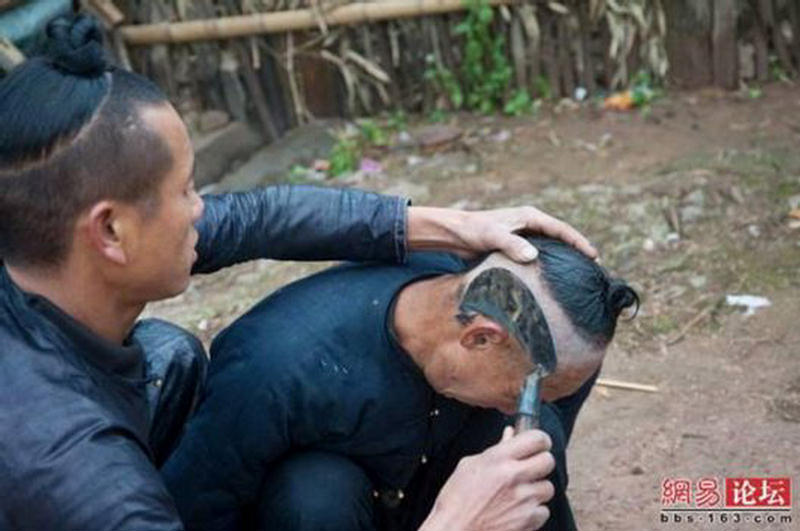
[517,4,541,83]
[345,49,391,83]
[319,49,357,114]
[285,33,311,123]
[510,13,527,90]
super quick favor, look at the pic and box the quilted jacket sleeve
[192,185,409,275]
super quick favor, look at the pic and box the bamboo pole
[596,378,659,393]
[120,0,515,45]
[88,0,125,27]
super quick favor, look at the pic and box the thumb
[498,233,538,263]
[501,425,514,442]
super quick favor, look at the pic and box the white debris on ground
[725,294,772,316]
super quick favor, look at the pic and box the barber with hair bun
[0,14,596,531]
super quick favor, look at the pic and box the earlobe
[87,202,128,265]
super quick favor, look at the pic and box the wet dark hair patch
[467,237,639,346]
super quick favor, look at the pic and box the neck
[6,260,143,344]
[392,274,461,378]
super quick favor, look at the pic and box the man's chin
[151,275,192,302]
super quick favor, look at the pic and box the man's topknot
[0,14,171,266]
[46,14,108,77]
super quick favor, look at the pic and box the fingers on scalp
[507,234,538,261]
[526,213,597,257]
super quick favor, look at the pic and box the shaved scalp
[464,237,639,347]
[0,14,172,267]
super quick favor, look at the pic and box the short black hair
[525,237,638,345]
[0,14,172,267]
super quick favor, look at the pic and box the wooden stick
[236,41,280,141]
[575,0,595,95]
[666,295,718,346]
[516,5,541,94]
[540,12,561,97]
[596,378,659,393]
[121,0,515,45]
[510,13,527,91]
[758,0,797,77]
[110,30,132,70]
[711,0,738,89]
[88,0,125,27]
[556,15,574,98]
[789,0,800,72]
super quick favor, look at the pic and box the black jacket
[163,252,591,531]
[0,185,408,531]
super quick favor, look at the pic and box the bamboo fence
[101,0,797,139]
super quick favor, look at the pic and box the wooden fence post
[712,0,738,89]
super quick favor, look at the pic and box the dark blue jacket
[163,253,471,530]
[0,186,407,531]
[163,253,594,531]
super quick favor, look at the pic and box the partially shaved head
[0,15,173,267]
[459,237,638,400]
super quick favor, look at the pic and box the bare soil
[146,83,800,530]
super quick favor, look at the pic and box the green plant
[357,119,389,146]
[503,89,535,116]
[329,135,360,176]
[747,86,763,99]
[769,55,790,82]
[532,75,552,100]
[423,54,464,110]
[427,108,450,123]
[630,69,662,108]
[454,0,512,113]
[287,164,308,184]
[385,109,408,132]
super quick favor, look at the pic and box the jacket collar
[0,265,144,380]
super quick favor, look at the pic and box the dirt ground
[146,83,800,530]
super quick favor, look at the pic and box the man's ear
[84,201,130,265]
[459,315,509,351]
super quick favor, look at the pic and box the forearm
[192,185,408,274]
[407,207,470,253]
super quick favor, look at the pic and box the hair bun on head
[46,14,108,77]
[607,279,640,318]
